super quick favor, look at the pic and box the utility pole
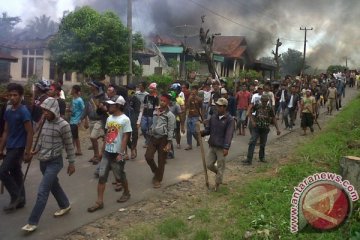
[127,0,133,84]
[272,38,282,79]
[300,27,313,74]
[345,57,348,68]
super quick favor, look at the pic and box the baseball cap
[149,82,157,90]
[105,95,126,105]
[215,97,228,106]
[258,84,264,89]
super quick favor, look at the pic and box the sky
[2,0,359,70]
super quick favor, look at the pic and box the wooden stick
[196,121,209,189]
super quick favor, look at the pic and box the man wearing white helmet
[140,82,159,148]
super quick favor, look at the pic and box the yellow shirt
[175,96,184,121]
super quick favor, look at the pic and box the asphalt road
[0,87,357,240]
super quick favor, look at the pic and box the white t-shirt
[251,93,262,105]
[251,93,262,116]
[104,114,132,153]
[203,90,211,103]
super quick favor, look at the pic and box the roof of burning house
[212,36,247,59]
[152,35,183,46]
[0,36,53,49]
[0,52,18,62]
[151,35,250,59]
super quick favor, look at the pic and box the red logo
[301,183,350,230]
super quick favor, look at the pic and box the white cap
[220,88,228,94]
[105,95,126,105]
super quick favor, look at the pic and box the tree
[23,15,58,39]
[280,48,306,76]
[238,69,262,81]
[0,12,21,42]
[327,65,348,74]
[49,7,132,79]
[132,32,145,51]
[168,59,180,80]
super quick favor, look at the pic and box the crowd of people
[0,69,353,232]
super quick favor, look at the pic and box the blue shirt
[4,105,31,148]
[70,97,85,125]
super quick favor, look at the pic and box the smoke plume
[21,0,360,69]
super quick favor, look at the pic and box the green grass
[122,96,360,239]
[193,229,211,240]
[158,217,187,238]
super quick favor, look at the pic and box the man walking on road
[0,83,33,213]
[243,95,281,165]
[69,85,85,156]
[145,94,175,188]
[140,83,158,148]
[22,98,75,232]
[185,85,203,150]
[300,89,316,136]
[201,98,235,191]
[88,96,132,213]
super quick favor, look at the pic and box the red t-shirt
[236,90,251,110]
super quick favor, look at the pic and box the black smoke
[22,0,360,68]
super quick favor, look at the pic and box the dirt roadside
[55,103,346,240]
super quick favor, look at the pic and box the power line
[186,0,303,44]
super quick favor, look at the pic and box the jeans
[141,116,153,145]
[283,108,296,128]
[186,117,198,146]
[202,102,209,120]
[0,148,25,203]
[246,127,270,163]
[236,109,247,128]
[28,156,70,225]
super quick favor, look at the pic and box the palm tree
[24,15,58,39]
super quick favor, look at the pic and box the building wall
[10,49,22,80]
[9,48,52,82]
[43,50,51,80]
[142,56,159,76]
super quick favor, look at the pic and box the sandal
[75,152,83,156]
[114,183,123,192]
[117,193,131,203]
[130,149,137,159]
[87,202,104,213]
[89,157,100,165]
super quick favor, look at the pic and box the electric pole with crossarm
[300,27,313,74]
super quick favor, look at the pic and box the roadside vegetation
[121,96,360,240]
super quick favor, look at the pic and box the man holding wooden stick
[201,98,235,191]
[0,83,33,213]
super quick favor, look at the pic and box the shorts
[301,112,313,128]
[98,151,126,184]
[89,120,104,139]
[70,124,79,139]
